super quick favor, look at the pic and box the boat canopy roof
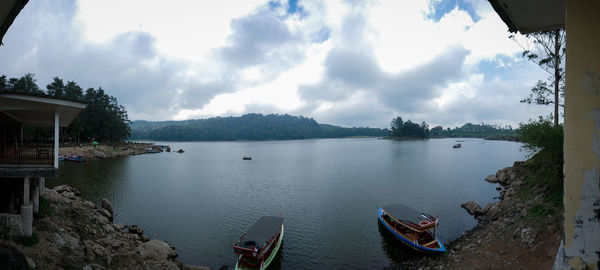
[237,216,283,249]
[382,204,431,224]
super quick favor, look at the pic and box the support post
[54,110,59,168]
[21,177,32,236]
[33,178,39,213]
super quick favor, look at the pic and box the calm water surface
[49,138,526,269]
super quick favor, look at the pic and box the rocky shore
[59,142,155,160]
[0,185,212,270]
[399,160,563,269]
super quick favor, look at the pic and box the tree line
[388,116,517,140]
[0,73,130,142]
[130,113,388,141]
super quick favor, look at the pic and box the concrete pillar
[555,1,600,268]
[21,177,32,236]
[54,110,59,168]
[33,178,39,213]
[20,204,32,236]
[39,177,45,194]
[22,177,29,206]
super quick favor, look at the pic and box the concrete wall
[0,213,22,236]
[557,0,600,268]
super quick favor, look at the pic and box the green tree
[46,77,65,97]
[512,29,566,126]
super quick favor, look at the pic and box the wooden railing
[0,143,54,166]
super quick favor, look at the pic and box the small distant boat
[176,149,185,153]
[243,156,252,160]
[58,155,66,162]
[96,153,107,159]
[378,204,446,254]
[453,143,461,148]
[234,216,284,270]
[65,155,86,162]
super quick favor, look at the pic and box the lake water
[48,138,526,269]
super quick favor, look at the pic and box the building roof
[488,0,565,34]
[0,93,86,127]
[0,0,28,45]
[237,216,283,251]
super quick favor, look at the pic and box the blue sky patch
[427,0,480,22]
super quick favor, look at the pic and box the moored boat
[58,155,66,162]
[234,216,284,270]
[453,143,461,148]
[378,204,446,254]
[65,154,86,162]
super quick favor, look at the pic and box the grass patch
[529,203,555,219]
[34,197,53,219]
[13,233,39,246]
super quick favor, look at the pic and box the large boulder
[485,174,498,183]
[100,209,113,222]
[135,240,177,261]
[461,201,484,216]
[101,199,113,215]
[483,202,502,221]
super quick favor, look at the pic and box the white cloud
[1,0,549,128]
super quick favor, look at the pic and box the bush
[13,233,39,247]
[517,116,564,206]
[517,116,563,156]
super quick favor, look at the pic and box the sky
[0,0,552,128]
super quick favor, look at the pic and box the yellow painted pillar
[557,0,600,268]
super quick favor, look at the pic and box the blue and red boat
[65,154,86,162]
[378,204,446,254]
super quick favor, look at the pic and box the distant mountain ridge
[129,113,388,141]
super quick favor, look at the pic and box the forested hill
[129,114,388,141]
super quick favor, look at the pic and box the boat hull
[378,207,446,254]
[235,225,284,270]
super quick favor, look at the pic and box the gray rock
[135,240,178,261]
[94,213,110,225]
[83,200,96,209]
[141,235,151,242]
[496,186,502,191]
[520,228,536,247]
[461,201,484,216]
[183,265,212,270]
[83,263,106,270]
[52,233,66,246]
[102,224,115,233]
[483,202,502,221]
[100,209,113,222]
[25,256,35,269]
[129,225,144,236]
[485,174,498,183]
[101,199,114,215]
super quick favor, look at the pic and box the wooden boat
[243,156,252,160]
[453,143,461,148]
[234,216,284,270]
[176,149,185,153]
[378,204,446,254]
[65,154,86,162]
[58,155,66,162]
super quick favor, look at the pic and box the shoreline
[399,160,562,269]
[0,185,214,269]
[59,142,155,160]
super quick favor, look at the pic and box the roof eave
[0,0,29,45]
